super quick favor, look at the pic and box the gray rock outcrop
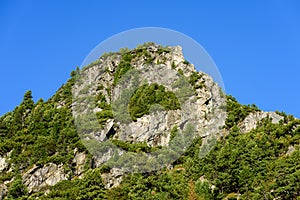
[0,156,7,173]
[73,152,87,177]
[22,163,67,193]
[0,184,7,200]
[239,111,283,133]
[101,168,124,188]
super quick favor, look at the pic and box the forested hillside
[0,43,299,199]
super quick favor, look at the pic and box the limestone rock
[101,168,124,188]
[0,184,7,200]
[22,163,67,193]
[116,110,181,147]
[240,111,284,133]
[73,152,87,177]
[93,148,124,168]
[0,156,7,173]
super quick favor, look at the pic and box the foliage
[43,168,106,199]
[104,112,300,200]
[183,60,190,65]
[106,170,189,200]
[95,91,113,127]
[113,52,133,85]
[189,72,205,89]
[7,174,28,199]
[1,44,300,200]
[128,83,181,121]
[82,59,102,71]
[113,43,172,85]
[225,95,260,129]
[170,125,179,141]
[0,76,87,185]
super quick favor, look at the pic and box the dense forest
[0,44,299,199]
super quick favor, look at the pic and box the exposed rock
[93,148,124,168]
[240,111,284,133]
[116,110,181,147]
[0,151,12,174]
[0,156,7,173]
[0,42,296,199]
[22,163,67,193]
[110,53,226,146]
[71,43,226,187]
[286,145,295,156]
[103,119,116,140]
[73,152,86,177]
[101,168,124,188]
[0,184,7,200]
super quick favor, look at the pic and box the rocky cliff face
[71,43,228,187]
[0,149,88,198]
[74,45,226,140]
[21,150,87,194]
[22,163,67,193]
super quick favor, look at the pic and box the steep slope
[71,43,226,181]
[0,43,299,200]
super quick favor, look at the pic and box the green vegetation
[177,68,184,76]
[103,109,300,200]
[41,168,106,199]
[225,95,260,129]
[95,90,113,127]
[128,83,181,121]
[84,59,102,70]
[0,86,84,170]
[171,61,176,69]
[113,43,172,85]
[0,76,89,199]
[0,44,300,199]
[183,60,190,65]
[189,72,205,90]
[113,51,133,85]
[106,169,189,199]
[170,125,179,141]
[7,174,28,199]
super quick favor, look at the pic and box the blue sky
[0,0,299,118]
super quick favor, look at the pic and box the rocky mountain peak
[71,43,227,187]
[0,43,297,199]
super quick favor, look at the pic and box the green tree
[7,174,28,198]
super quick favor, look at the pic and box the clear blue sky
[0,0,299,118]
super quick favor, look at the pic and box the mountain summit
[72,43,226,178]
[0,43,299,199]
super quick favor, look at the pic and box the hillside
[0,43,299,200]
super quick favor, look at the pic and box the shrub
[128,83,181,121]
